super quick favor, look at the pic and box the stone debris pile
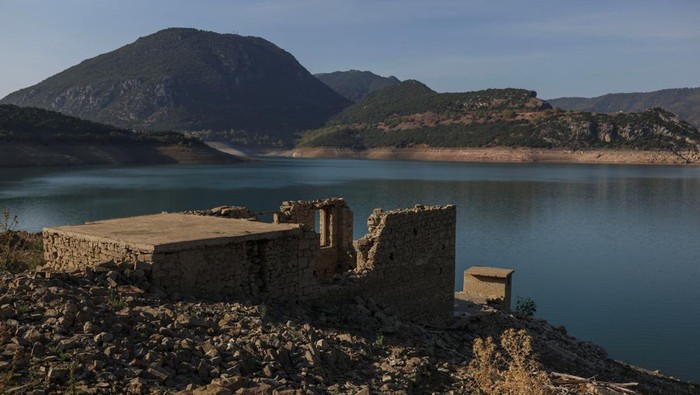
[0,267,443,394]
[0,267,696,394]
[183,206,258,220]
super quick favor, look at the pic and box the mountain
[299,80,700,153]
[548,88,700,127]
[0,104,239,166]
[0,28,351,140]
[314,70,401,102]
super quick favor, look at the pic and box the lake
[1,157,699,382]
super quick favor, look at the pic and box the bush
[515,296,537,318]
[469,329,553,395]
[0,209,19,272]
[0,209,43,273]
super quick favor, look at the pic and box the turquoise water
[1,158,699,381]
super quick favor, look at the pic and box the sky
[0,0,698,99]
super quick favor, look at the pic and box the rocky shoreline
[1,265,698,394]
[264,147,700,166]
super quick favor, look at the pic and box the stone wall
[44,200,457,323]
[275,198,356,281]
[351,204,457,322]
[275,201,316,229]
[43,232,153,272]
[43,226,321,301]
[149,228,320,299]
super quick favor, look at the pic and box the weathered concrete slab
[466,266,514,278]
[44,213,301,252]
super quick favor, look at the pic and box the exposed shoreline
[262,146,700,166]
[0,141,243,167]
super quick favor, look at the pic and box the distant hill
[548,87,700,127]
[0,104,239,166]
[299,80,700,153]
[314,70,401,102]
[0,28,351,141]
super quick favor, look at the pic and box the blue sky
[0,0,698,99]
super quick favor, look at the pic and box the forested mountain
[1,28,351,140]
[315,70,400,102]
[300,81,700,152]
[0,104,238,166]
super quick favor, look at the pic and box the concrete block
[463,266,514,311]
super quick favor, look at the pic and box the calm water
[1,158,699,381]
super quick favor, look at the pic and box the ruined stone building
[43,198,456,322]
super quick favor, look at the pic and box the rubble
[7,199,699,393]
[0,268,697,394]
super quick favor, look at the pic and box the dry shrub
[469,328,554,395]
[0,208,20,272]
[1,209,44,273]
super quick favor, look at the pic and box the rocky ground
[0,265,698,395]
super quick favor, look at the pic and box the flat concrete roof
[44,213,302,252]
[465,266,514,278]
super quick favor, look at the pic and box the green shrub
[515,296,537,318]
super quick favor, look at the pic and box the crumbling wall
[275,198,356,281]
[275,201,316,229]
[44,199,457,323]
[353,204,457,322]
[183,206,258,220]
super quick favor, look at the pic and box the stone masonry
[43,199,457,322]
[354,204,456,322]
[275,198,355,281]
[43,214,320,299]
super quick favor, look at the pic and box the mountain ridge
[298,81,700,157]
[0,104,240,166]
[0,28,351,140]
[548,87,700,127]
[314,70,400,102]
